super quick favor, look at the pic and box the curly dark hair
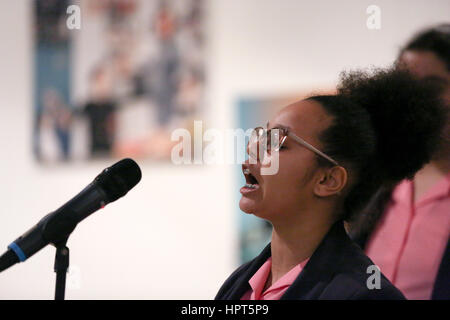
[307,67,446,222]
[348,25,450,242]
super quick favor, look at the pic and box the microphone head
[95,158,142,202]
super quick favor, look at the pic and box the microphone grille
[95,158,142,202]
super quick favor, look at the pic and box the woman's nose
[247,139,259,162]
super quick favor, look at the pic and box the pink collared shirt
[366,172,450,300]
[241,257,309,300]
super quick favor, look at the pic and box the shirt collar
[392,172,450,207]
[248,257,272,299]
[248,257,309,299]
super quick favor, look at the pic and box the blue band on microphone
[7,242,27,262]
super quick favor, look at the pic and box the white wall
[0,0,448,299]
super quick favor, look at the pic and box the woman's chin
[239,197,258,214]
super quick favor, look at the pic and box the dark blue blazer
[215,221,405,300]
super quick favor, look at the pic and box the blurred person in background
[81,64,117,158]
[350,24,450,300]
[39,88,72,161]
[34,0,71,162]
[216,67,446,300]
[151,0,180,127]
[117,0,205,160]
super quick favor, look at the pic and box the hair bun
[337,67,446,182]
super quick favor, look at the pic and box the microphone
[0,158,142,273]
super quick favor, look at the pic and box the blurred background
[0,0,448,299]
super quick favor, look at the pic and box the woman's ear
[313,166,347,197]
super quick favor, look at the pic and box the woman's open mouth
[240,168,260,194]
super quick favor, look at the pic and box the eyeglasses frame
[251,126,340,167]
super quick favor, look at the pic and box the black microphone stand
[53,237,70,300]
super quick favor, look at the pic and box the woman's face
[398,50,450,146]
[239,99,334,223]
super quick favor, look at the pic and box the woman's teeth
[243,167,259,189]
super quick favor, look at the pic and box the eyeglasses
[248,126,340,167]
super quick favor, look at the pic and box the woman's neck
[268,216,334,287]
[414,156,450,203]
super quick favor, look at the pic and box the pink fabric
[241,257,309,300]
[366,172,450,300]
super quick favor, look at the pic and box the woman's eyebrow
[268,122,291,130]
